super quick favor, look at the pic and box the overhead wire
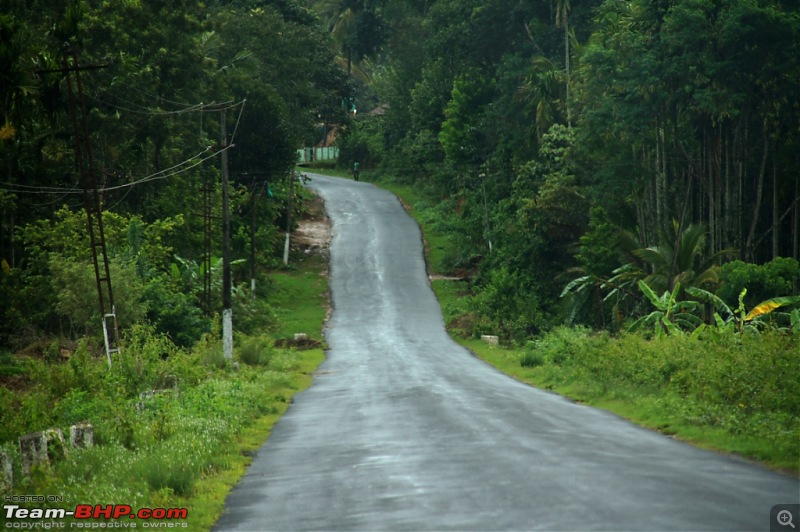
[0,98,247,197]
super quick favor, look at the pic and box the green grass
[183,238,329,528]
[376,178,800,476]
[270,254,329,342]
[184,347,325,529]
[443,316,799,474]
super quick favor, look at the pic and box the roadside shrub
[112,325,181,397]
[471,267,547,340]
[141,275,211,348]
[50,255,148,338]
[138,450,200,496]
[519,350,544,368]
[188,332,227,370]
[237,336,273,366]
[528,326,594,366]
[718,257,799,309]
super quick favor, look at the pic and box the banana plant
[629,281,702,338]
[687,286,800,335]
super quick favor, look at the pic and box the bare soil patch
[294,194,331,257]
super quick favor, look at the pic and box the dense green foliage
[1,246,329,527]
[337,0,800,336]
[0,0,349,348]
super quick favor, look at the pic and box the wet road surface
[214,173,798,531]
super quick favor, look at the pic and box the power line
[0,98,247,197]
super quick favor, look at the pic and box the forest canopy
[0,0,351,347]
[335,0,800,337]
[1,0,799,347]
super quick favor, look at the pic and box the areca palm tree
[518,56,563,139]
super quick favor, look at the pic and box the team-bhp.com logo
[4,504,188,528]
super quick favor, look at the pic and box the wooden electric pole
[59,45,119,365]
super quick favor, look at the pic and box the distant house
[369,104,389,117]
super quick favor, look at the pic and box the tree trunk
[724,127,732,251]
[772,147,778,259]
[794,169,799,261]
[736,118,747,259]
[745,119,769,261]
[655,120,665,233]
[706,127,715,255]
[564,21,571,128]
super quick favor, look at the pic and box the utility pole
[60,44,119,365]
[201,170,213,316]
[283,171,294,265]
[250,181,258,302]
[220,110,233,361]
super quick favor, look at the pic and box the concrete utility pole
[220,110,233,361]
[283,171,294,265]
[250,182,258,301]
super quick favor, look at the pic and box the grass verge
[376,176,799,476]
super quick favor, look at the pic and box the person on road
[353,161,360,182]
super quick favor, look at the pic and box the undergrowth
[0,212,330,529]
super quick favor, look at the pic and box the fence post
[19,432,47,477]
[0,450,12,492]
[70,423,94,449]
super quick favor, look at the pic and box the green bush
[718,258,799,309]
[51,255,148,338]
[519,350,544,368]
[142,275,211,348]
[237,335,273,366]
[138,450,200,496]
[471,267,547,340]
[528,326,799,453]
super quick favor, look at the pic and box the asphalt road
[214,173,799,531]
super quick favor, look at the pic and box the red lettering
[75,505,93,519]
[94,505,114,519]
[151,508,166,519]
[113,505,132,519]
[166,509,188,519]
[138,508,151,519]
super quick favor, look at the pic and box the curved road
[215,173,798,531]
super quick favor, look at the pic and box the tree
[621,222,735,296]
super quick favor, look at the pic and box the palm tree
[313,0,384,83]
[518,56,563,139]
[622,221,735,295]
